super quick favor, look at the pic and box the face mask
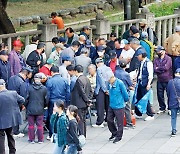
[42,49,45,53]
[98,52,104,57]
[157,53,162,58]
[140,26,146,29]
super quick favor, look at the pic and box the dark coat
[25,82,48,116]
[26,50,43,74]
[71,75,92,109]
[0,90,25,129]
[0,59,11,84]
[167,76,180,109]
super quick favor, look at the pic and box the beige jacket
[164,33,180,56]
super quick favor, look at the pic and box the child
[66,105,82,154]
[50,100,68,154]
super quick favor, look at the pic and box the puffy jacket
[167,77,180,109]
[25,82,48,115]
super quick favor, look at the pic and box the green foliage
[149,2,180,17]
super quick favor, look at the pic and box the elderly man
[154,46,173,114]
[65,27,79,45]
[9,40,26,76]
[49,43,64,66]
[93,58,114,128]
[79,26,91,40]
[0,50,11,85]
[164,25,180,73]
[0,79,25,154]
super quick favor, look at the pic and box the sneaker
[113,137,121,144]
[109,135,115,141]
[38,141,43,144]
[168,110,171,116]
[28,140,35,144]
[46,136,51,141]
[144,116,154,121]
[134,115,143,119]
[92,123,104,128]
[157,110,166,114]
[171,131,176,137]
[13,133,25,138]
[124,125,135,130]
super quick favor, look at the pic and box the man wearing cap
[167,68,180,137]
[46,66,70,139]
[92,58,113,128]
[122,25,137,40]
[65,27,79,46]
[129,38,145,73]
[59,55,72,84]
[96,45,110,66]
[8,67,33,137]
[39,58,54,77]
[49,43,64,66]
[24,73,48,143]
[79,26,91,40]
[135,48,154,121]
[75,47,91,76]
[154,46,173,114]
[9,40,26,76]
[108,50,118,73]
[139,19,154,44]
[164,25,180,73]
[59,37,68,48]
[0,79,25,154]
[0,50,11,85]
[119,39,135,71]
[60,40,80,64]
[27,42,45,76]
[107,32,117,50]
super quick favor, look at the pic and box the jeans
[0,127,16,154]
[157,81,168,111]
[67,144,77,154]
[53,134,65,154]
[107,107,124,139]
[28,115,44,142]
[171,108,179,132]
[47,101,55,137]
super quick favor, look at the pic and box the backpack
[144,39,155,61]
[147,27,158,45]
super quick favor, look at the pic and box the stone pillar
[37,20,57,58]
[136,8,155,30]
[90,13,111,40]
[131,0,139,19]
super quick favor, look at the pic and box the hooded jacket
[25,82,48,115]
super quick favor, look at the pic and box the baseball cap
[46,58,54,65]
[110,32,117,37]
[0,50,8,56]
[137,49,147,56]
[62,55,72,61]
[95,58,104,64]
[13,40,23,47]
[97,45,106,52]
[37,42,45,49]
[120,39,129,48]
[141,32,148,39]
[85,39,91,48]
[131,28,139,34]
[109,50,117,59]
[139,19,147,25]
[34,72,46,79]
[83,26,91,30]
[175,68,180,74]
[175,25,180,32]
[21,66,33,72]
[55,43,65,49]
[154,46,165,52]
[59,37,66,43]
[119,59,127,68]
[0,79,5,86]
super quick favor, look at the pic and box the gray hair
[81,47,89,54]
[88,64,96,70]
[130,38,140,45]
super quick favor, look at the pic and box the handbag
[172,80,180,104]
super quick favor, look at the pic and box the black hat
[21,67,33,72]
[37,42,45,49]
[109,50,117,59]
[97,45,106,52]
[0,50,8,56]
[119,59,127,68]
[131,28,139,34]
[50,65,59,73]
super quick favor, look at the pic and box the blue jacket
[109,79,129,109]
[46,74,70,103]
[115,67,133,91]
[174,57,180,71]
[95,65,112,95]
[0,59,11,85]
[167,77,180,109]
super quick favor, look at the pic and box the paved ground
[5,84,180,154]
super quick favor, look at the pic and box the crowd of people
[0,22,180,154]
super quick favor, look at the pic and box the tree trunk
[131,0,139,19]
[0,0,16,35]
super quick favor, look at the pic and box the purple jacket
[153,54,173,82]
[8,50,26,76]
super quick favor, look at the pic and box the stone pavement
[5,85,180,154]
